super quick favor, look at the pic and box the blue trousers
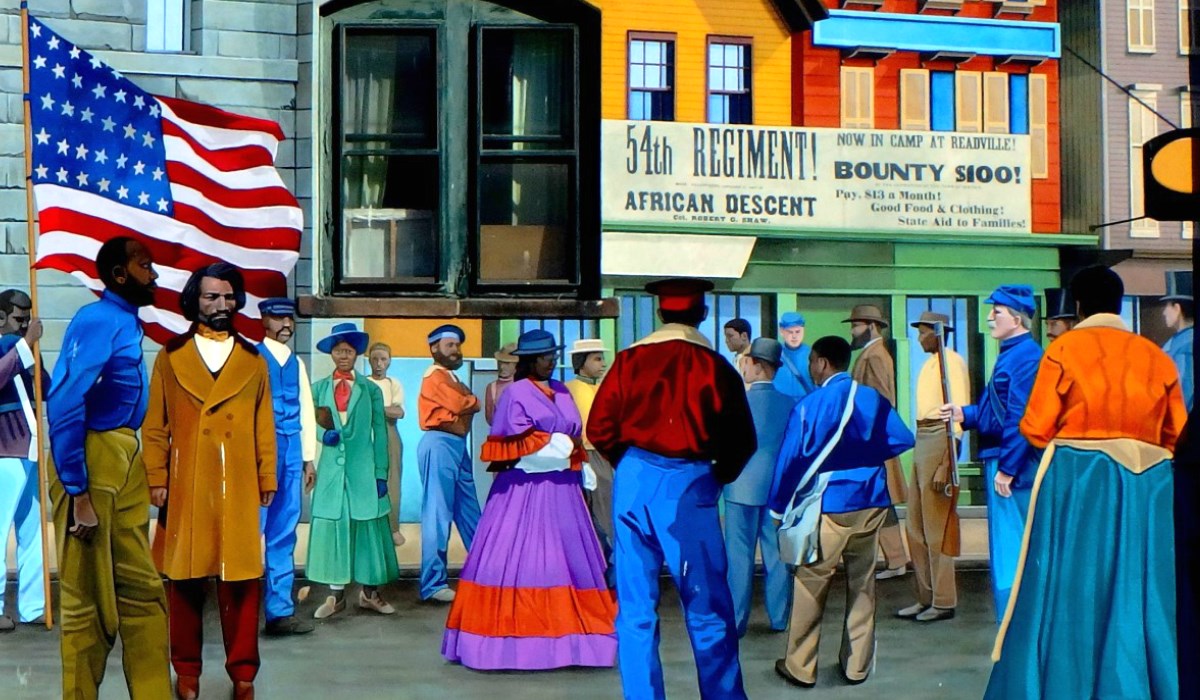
[0,457,44,621]
[723,501,790,635]
[613,447,746,700]
[985,458,1032,624]
[418,431,481,600]
[260,433,302,622]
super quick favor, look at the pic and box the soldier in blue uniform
[940,284,1043,623]
[769,336,915,687]
[774,312,816,400]
[723,337,795,636]
[256,297,318,636]
[1162,270,1193,412]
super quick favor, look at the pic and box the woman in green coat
[307,323,399,619]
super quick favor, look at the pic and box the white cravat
[194,335,234,373]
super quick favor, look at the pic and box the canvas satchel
[777,381,858,567]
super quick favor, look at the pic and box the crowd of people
[0,235,1191,700]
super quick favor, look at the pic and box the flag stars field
[24,14,302,343]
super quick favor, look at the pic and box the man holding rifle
[897,311,969,623]
[938,285,1042,623]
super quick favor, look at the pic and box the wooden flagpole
[20,1,53,630]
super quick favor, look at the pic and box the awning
[812,10,1061,59]
[601,232,756,279]
[1113,256,1192,297]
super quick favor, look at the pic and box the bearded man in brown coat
[143,263,277,700]
[845,304,909,579]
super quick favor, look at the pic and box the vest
[258,342,302,437]
[0,334,34,416]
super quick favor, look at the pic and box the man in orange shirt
[417,324,482,603]
[986,266,1186,700]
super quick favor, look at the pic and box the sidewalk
[7,506,993,576]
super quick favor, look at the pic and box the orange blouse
[1020,314,1187,452]
[418,365,479,433]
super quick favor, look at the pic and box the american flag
[25,15,301,343]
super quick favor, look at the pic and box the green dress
[306,373,399,586]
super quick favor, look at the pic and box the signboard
[602,120,1033,234]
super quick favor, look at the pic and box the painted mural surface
[604,120,1033,234]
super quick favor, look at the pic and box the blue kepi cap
[779,311,806,329]
[985,284,1036,318]
[427,324,466,345]
[257,297,296,317]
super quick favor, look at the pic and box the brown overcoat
[852,339,906,502]
[143,333,277,582]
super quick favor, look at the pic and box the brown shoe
[234,680,254,699]
[358,590,396,615]
[0,615,15,632]
[174,674,199,700]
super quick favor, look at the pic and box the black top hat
[1044,288,1076,320]
[1162,270,1193,302]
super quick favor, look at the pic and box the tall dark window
[707,38,751,124]
[337,28,440,285]
[475,27,579,287]
[628,34,675,121]
[517,318,600,380]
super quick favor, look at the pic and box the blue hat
[257,297,296,317]
[779,312,806,329]
[317,322,369,355]
[512,329,564,356]
[985,284,1036,318]
[427,324,466,345]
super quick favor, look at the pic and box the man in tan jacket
[845,304,909,579]
[143,263,277,700]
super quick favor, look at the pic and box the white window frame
[1128,0,1156,53]
[840,66,875,129]
[955,71,983,133]
[1029,73,1049,179]
[147,0,189,53]
[1183,0,1197,55]
[1183,91,1194,239]
[900,69,931,131]
[983,71,1010,134]
[1129,89,1160,238]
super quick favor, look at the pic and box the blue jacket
[774,343,816,400]
[769,373,915,516]
[48,291,148,496]
[961,333,1042,490]
[1164,326,1194,413]
[724,382,795,506]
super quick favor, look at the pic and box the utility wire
[1063,44,1180,131]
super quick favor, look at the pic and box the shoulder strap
[783,381,858,514]
[780,352,805,382]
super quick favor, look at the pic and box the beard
[116,281,156,308]
[200,312,234,332]
[849,332,869,350]
[434,348,463,370]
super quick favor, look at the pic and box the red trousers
[167,578,261,682]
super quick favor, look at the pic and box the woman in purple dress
[442,329,617,670]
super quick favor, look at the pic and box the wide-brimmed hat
[843,304,889,328]
[910,311,953,332]
[1044,288,1076,320]
[747,337,783,368]
[1162,270,1193,302]
[494,343,518,363]
[317,322,369,355]
[569,339,608,357]
[512,329,564,356]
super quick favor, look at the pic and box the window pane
[646,41,660,65]
[478,161,573,281]
[630,40,644,64]
[342,155,437,280]
[344,32,436,147]
[709,95,728,123]
[709,43,722,66]
[482,29,574,147]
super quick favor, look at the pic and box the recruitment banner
[602,120,1033,234]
